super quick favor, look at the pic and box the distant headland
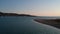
[0,12,36,17]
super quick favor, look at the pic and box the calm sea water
[0,16,60,34]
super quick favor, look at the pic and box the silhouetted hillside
[0,12,36,17]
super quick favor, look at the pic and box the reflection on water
[0,16,60,34]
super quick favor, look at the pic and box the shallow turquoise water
[0,16,60,34]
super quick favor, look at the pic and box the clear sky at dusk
[0,0,60,16]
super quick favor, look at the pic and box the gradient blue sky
[0,0,60,16]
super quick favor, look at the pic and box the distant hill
[0,12,36,17]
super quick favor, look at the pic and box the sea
[0,16,60,34]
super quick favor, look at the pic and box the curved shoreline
[34,19,60,29]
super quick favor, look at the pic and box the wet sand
[34,19,60,29]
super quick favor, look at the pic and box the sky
[0,0,60,16]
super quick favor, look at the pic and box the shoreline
[34,19,60,29]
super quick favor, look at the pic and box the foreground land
[34,19,60,29]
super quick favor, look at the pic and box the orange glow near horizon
[18,11,60,16]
